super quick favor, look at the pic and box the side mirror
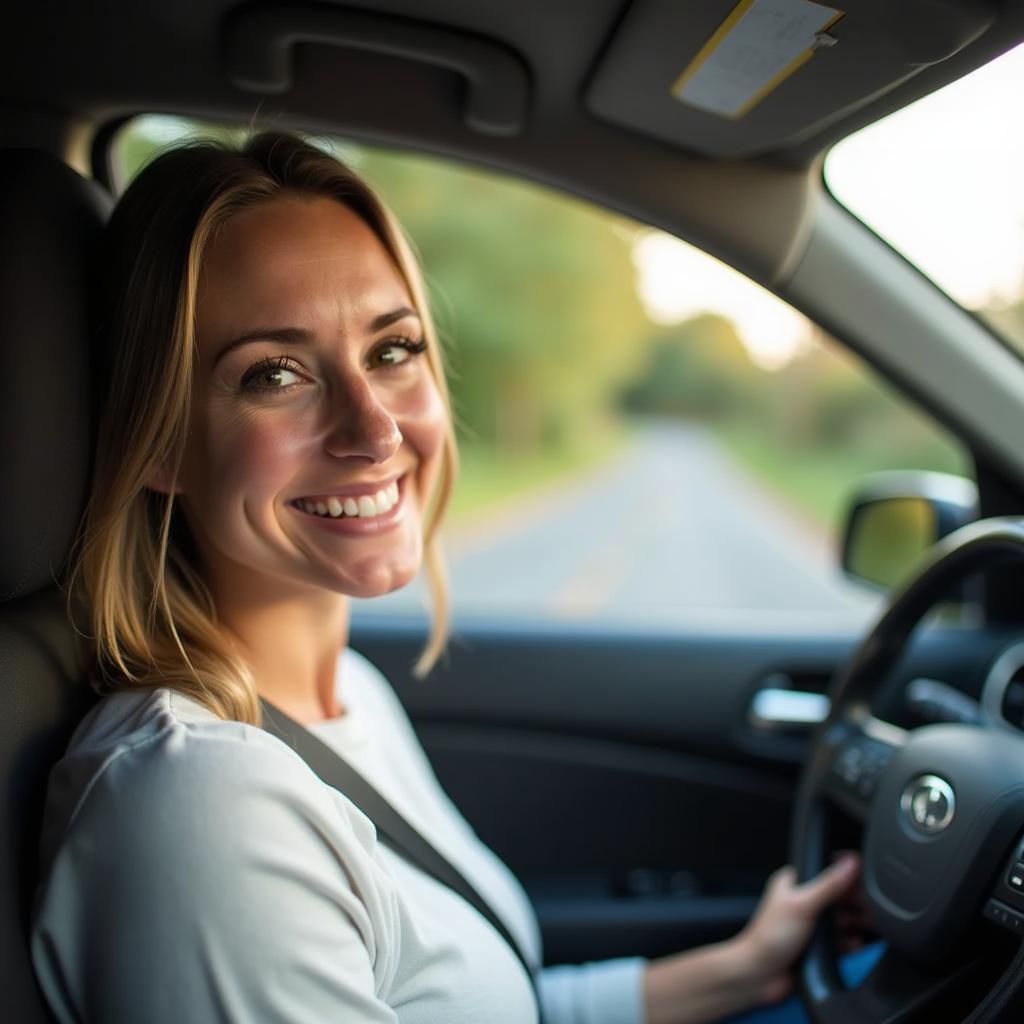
[841,472,978,590]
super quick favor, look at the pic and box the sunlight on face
[175,195,447,602]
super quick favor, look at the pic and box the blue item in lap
[719,942,886,1023]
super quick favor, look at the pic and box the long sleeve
[539,956,648,1024]
[32,716,402,1024]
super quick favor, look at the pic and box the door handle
[748,686,829,731]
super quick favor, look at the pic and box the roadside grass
[715,421,968,530]
[443,414,966,538]
[447,419,636,524]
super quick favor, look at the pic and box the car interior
[7,1,1024,1021]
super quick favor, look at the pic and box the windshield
[825,42,1024,355]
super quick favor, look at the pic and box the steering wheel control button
[1008,864,1024,893]
[899,774,955,834]
[984,898,1024,934]
[832,737,894,799]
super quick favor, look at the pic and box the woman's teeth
[298,480,400,519]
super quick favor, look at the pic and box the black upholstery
[0,151,109,600]
[0,150,110,1023]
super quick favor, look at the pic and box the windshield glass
[825,42,1024,354]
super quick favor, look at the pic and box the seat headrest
[0,150,111,601]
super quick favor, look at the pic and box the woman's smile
[288,473,409,535]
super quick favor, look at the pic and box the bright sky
[632,40,1024,368]
[632,231,814,369]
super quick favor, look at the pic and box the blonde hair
[69,132,459,724]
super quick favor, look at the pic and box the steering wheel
[792,517,1024,1023]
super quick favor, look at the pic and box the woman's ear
[144,461,183,496]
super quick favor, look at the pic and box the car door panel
[354,619,1011,962]
[418,722,787,960]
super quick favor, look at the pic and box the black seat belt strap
[259,699,542,1017]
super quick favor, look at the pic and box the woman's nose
[322,376,402,463]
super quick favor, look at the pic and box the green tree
[355,148,651,453]
[617,313,757,419]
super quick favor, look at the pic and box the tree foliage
[617,314,756,419]
[354,148,650,452]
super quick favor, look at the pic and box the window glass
[112,116,970,630]
[826,42,1024,355]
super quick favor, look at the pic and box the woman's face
[172,193,447,600]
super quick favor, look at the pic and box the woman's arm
[642,855,860,1024]
[32,721,401,1024]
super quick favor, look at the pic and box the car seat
[0,149,111,1023]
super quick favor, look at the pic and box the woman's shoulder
[40,685,380,876]
[61,684,306,790]
[33,686,405,1018]
[66,684,226,756]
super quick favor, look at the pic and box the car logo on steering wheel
[900,774,955,834]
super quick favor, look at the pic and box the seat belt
[259,699,542,1018]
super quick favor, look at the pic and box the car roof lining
[6,1,1022,156]
[2,0,1022,283]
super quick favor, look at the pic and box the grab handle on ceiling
[223,2,530,136]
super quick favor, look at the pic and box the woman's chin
[331,562,420,599]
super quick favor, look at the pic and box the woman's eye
[239,340,426,393]
[373,337,428,369]
[240,357,304,393]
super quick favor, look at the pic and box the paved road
[352,419,882,629]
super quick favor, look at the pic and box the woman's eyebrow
[212,308,420,366]
[369,306,419,332]
[213,327,309,366]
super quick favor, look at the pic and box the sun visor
[586,0,995,158]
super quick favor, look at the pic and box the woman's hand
[643,853,862,1024]
[731,852,862,1004]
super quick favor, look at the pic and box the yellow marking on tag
[671,0,845,120]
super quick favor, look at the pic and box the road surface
[352,419,882,630]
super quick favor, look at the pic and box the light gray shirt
[31,647,646,1023]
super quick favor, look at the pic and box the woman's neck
[207,573,351,724]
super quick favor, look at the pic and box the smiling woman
[30,131,867,1024]
[168,194,450,717]
[75,135,459,724]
